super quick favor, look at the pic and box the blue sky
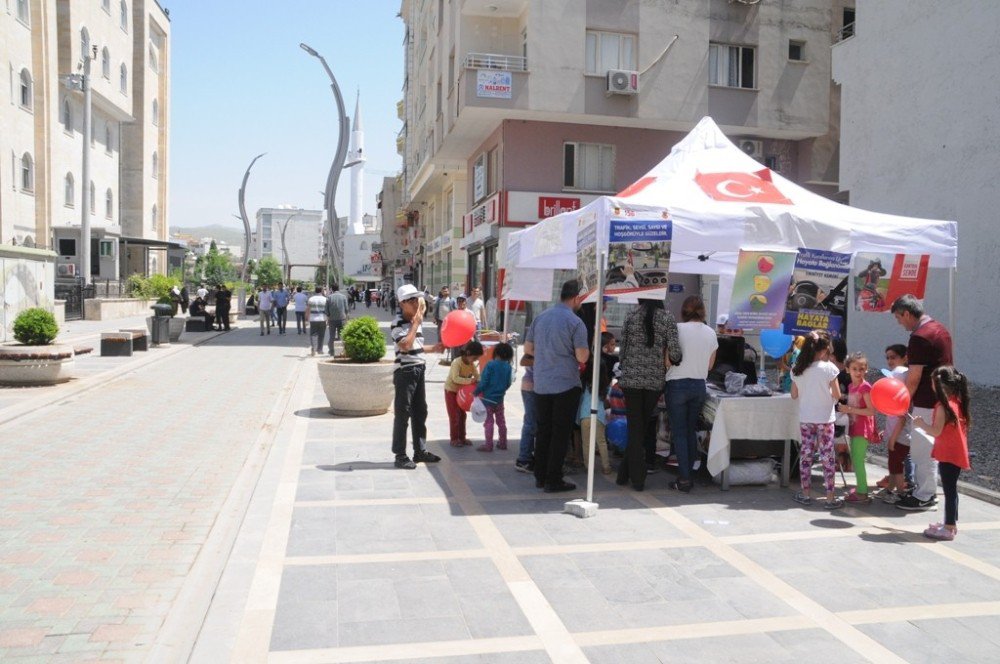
[167,0,405,230]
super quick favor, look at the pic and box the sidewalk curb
[0,328,229,428]
[869,454,1000,507]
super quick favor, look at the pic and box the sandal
[792,491,812,506]
[824,497,845,510]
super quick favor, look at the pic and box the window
[16,0,28,24]
[65,173,75,206]
[102,0,111,13]
[149,42,158,72]
[788,40,805,62]
[20,152,33,192]
[521,27,528,62]
[487,147,499,196]
[585,30,635,74]
[120,1,129,32]
[120,63,127,94]
[105,189,114,220]
[105,122,113,152]
[99,239,115,257]
[59,238,76,256]
[101,47,110,78]
[89,181,95,214]
[81,27,90,60]
[62,98,72,132]
[19,68,31,109]
[151,204,158,230]
[152,98,159,125]
[152,151,158,178]
[563,142,615,192]
[709,43,756,89]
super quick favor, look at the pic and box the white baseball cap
[396,284,420,302]
[716,314,729,327]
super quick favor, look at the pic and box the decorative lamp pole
[300,43,350,287]
[237,153,266,283]
[277,212,299,283]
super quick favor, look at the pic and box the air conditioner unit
[57,263,76,277]
[739,139,764,160]
[606,69,639,95]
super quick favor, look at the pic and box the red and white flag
[694,170,792,205]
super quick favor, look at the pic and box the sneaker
[413,450,441,463]
[897,495,937,511]
[824,497,845,510]
[515,460,534,473]
[669,480,693,493]
[459,439,473,447]
[394,456,417,469]
[497,442,508,450]
[881,491,902,505]
[477,443,493,452]
[646,463,660,475]
[923,524,955,541]
[792,491,812,506]
[543,480,576,493]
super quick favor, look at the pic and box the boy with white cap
[390,284,444,469]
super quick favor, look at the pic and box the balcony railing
[835,22,855,43]
[462,52,527,72]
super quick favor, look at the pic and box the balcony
[462,52,527,72]
[396,99,405,120]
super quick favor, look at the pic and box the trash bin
[150,304,172,345]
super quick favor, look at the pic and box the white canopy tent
[501,116,958,514]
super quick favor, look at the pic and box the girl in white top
[665,296,718,492]
[790,330,843,509]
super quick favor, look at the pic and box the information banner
[604,219,672,297]
[853,253,930,312]
[476,70,512,98]
[575,213,599,299]
[782,248,850,336]
[728,250,796,330]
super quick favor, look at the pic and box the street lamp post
[300,43,350,287]
[277,212,298,283]
[237,153,266,283]
[65,46,98,285]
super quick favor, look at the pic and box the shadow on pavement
[315,461,396,472]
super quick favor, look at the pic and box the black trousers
[392,365,428,458]
[617,388,661,490]
[533,387,582,487]
[276,306,288,332]
[217,308,230,330]
[939,462,961,526]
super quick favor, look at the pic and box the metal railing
[835,22,855,43]
[462,52,527,72]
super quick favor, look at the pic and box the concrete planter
[316,359,396,416]
[0,344,76,386]
[168,317,185,342]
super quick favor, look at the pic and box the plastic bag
[471,397,488,423]
[724,371,747,394]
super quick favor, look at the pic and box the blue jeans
[518,389,537,464]
[666,379,707,482]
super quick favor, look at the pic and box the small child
[607,363,627,456]
[880,344,911,503]
[836,352,878,503]
[516,352,536,473]
[578,355,613,475]
[913,366,971,541]
[474,342,514,452]
[790,331,843,509]
[444,341,483,447]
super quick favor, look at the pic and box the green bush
[125,273,178,300]
[341,316,387,363]
[12,308,59,345]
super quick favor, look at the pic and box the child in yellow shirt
[444,341,483,446]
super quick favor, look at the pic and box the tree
[256,256,282,286]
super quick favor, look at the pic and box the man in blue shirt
[273,283,291,334]
[523,279,590,492]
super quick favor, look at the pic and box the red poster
[885,254,930,304]
[854,253,930,312]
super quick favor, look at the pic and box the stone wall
[1,246,56,343]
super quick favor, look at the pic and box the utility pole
[72,45,98,285]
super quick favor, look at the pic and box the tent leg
[948,267,956,340]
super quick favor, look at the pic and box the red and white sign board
[506,191,600,225]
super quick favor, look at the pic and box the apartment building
[398,0,851,298]
[833,0,996,385]
[253,206,324,282]
[377,175,409,289]
[0,0,170,280]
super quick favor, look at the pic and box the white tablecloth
[705,392,801,477]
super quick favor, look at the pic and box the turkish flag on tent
[695,170,792,205]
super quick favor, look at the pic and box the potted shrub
[316,316,395,416]
[0,308,76,385]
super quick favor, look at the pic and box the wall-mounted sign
[476,70,512,99]
[538,197,581,219]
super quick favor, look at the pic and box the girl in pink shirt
[836,352,878,503]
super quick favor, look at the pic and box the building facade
[832,0,995,385]
[0,0,169,280]
[397,0,851,300]
[253,206,324,282]
[377,174,409,289]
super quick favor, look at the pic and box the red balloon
[456,384,476,412]
[440,310,477,348]
[871,377,911,416]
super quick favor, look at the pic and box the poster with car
[728,250,797,330]
[853,253,930,312]
[782,248,850,336]
[603,219,672,297]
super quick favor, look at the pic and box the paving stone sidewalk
[194,323,1000,664]
[0,321,314,662]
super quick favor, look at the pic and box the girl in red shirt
[913,366,971,541]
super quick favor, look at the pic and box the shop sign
[462,193,500,235]
[473,156,486,202]
[538,196,581,219]
[476,70,512,99]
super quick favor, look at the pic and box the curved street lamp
[237,152,266,283]
[277,212,299,283]
[300,42,350,287]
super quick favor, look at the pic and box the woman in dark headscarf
[616,298,681,491]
